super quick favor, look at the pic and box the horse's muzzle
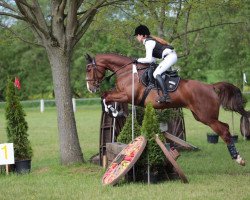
[87,82,98,93]
[87,83,100,93]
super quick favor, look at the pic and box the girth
[139,69,181,106]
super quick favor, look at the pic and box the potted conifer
[5,78,33,174]
[207,133,219,144]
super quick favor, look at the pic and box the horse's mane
[95,53,149,69]
[96,53,133,62]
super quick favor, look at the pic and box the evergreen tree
[5,78,32,160]
[117,114,141,144]
[141,103,165,167]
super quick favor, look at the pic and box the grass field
[0,104,250,200]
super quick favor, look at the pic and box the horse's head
[85,54,106,93]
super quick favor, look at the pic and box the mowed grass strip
[0,104,250,200]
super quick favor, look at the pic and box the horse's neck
[102,57,131,72]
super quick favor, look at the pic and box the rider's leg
[153,52,177,76]
[153,53,177,103]
[155,74,171,103]
[148,66,154,85]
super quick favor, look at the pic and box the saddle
[141,67,181,92]
[139,66,181,106]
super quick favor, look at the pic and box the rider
[134,25,177,103]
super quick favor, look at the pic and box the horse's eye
[86,65,91,72]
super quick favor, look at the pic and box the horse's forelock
[85,54,93,63]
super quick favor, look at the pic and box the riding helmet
[134,25,150,36]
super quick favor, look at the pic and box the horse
[85,53,249,166]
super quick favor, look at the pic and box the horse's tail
[213,82,250,118]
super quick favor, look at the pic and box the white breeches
[153,51,178,78]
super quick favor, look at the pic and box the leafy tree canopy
[1,0,250,101]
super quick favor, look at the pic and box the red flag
[14,77,21,90]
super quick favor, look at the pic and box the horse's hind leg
[208,120,245,166]
[191,109,245,166]
[192,111,231,143]
[209,120,231,144]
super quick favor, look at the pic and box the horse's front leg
[101,91,129,118]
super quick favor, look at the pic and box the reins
[104,61,134,82]
[86,58,149,86]
[86,59,134,84]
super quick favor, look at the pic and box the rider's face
[136,34,144,43]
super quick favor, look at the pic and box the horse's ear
[85,53,92,63]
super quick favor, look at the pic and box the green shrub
[117,114,141,144]
[118,104,168,180]
[156,108,183,123]
[135,106,145,126]
[5,78,33,160]
[141,103,165,167]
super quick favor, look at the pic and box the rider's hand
[133,59,138,64]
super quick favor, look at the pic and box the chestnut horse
[85,53,249,166]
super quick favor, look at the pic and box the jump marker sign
[0,143,15,165]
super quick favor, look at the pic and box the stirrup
[156,95,171,103]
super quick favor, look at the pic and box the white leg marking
[236,155,245,166]
[107,105,118,117]
[87,82,92,93]
[103,99,108,112]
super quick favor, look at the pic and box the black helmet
[134,25,150,36]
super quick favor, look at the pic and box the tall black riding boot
[155,75,171,103]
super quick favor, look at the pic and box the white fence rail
[1,92,250,112]
[0,98,101,112]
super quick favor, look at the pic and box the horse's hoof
[107,110,126,118]
[236,155,246,166]
[239,159,246,166]
[117,111,127,118]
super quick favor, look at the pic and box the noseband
[86,58,105,88]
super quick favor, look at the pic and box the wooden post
[72,98,76,113]
[147,154,150,185]
[155,134,188,183]
[40,99,44,112]
[103,155,107,169]
[5,165,9,175]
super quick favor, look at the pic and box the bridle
[86,57,134,88]
[86,58,105,88]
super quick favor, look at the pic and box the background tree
[1,0,250,165]
[0,27,52,99]
[0,0,127,165]
[1,1,249,99]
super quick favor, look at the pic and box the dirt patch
[70,166,102,174]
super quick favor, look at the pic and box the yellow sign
[0,143,15,165]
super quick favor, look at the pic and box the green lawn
[0,105,250,200]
